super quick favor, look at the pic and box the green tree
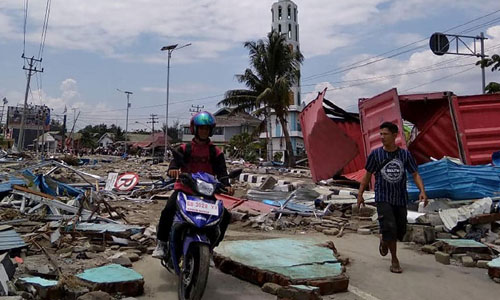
[162,120,181,143]
[218,30,303,167]
[228,132,265,162]
[476,54,500,94]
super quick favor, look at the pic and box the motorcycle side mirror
[228,168,243,179]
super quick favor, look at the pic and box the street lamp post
[161,43,191,161]
[117,89,133,155]
[0,97,7,137]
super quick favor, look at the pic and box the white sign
[185,200,219,216]
[105,173,118,191]
[114,172,139,191]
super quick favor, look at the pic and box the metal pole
[480,32,486,94]
[18,63,33,150]
[165,50,171,161]
[125,92,130,154]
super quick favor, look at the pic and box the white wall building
[262,0,304,160]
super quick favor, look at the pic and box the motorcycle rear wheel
[178,243,210,300]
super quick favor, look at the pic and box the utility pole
[117,89,132,155]
[189,104,204,115]
[17,55,43,150]
[1,97,8,138]
[147,114,159,159]
[71,108,79,153]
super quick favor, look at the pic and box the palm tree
[219,30,303,167]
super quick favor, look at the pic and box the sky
[1,0,500,132]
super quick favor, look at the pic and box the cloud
[0,0,413,63]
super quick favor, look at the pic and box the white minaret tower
[271,0,300,106]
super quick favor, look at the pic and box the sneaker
[152,240,168,259]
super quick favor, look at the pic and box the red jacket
[169,139,229,194]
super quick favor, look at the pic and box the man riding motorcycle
[153,111,234,258]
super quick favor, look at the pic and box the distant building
[33,131,59,153]
[6,105,51,149]
[181,108,261,147]
[97,133,115,149]
[262,0,304,158]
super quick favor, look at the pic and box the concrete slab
[76,264,144,296]
[438,239,490,254]
[214,238,348,295]
[17,277,61,299]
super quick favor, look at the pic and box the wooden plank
[469,213,500,225]
[13,185,55,200]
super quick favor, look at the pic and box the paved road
[134,229,498,300]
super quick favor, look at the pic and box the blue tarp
[407,158,500,201]
[0,175,27,193]
[22,169,84,197]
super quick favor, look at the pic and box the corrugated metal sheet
[0,229,27,251]
[408,105,459,164]
[300,89,358,182]
[359,88,407,159]
[452,94,500,165]
[407,158,500,200]
[334,120,366,174]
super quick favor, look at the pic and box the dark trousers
[376,202,407,242]
[157,191,231,245]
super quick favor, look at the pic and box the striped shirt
[365,147,418,206]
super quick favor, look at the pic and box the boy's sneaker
[152,240,168,259]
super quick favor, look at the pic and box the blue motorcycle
[161,169,241,300]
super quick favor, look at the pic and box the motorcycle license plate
[185,200,219,216]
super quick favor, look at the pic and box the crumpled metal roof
[0,229,27,251]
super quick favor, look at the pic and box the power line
[38,0,52,59]
[300,42,500,95]
[23,0,29,55]
[301,9,500,82]
[401,66,477,92]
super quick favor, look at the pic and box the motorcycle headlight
[195,179,216,196]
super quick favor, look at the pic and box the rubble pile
[0,156,159,298]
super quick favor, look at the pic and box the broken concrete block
[17,277,61,300]
[77,290,114,300]
[435,251,450,265]
[436,233,452,239]
[408,225,435,244]
[89,245,105,253]
[323,229,340,236]
[125,253,140,263]
[461,256,475,267]
[76,264,144,297]
[261,282,281,295]
[259,176,277,190]
[111,256,132,267]
[487,258,500,280]
[314,226,327,233]
[421,245,437,254]
[277,285,321,300]
[476,260,490,269]
[456,230,467,239]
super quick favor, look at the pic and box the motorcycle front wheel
[178,243,210,300]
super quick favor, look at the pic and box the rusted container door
[299,89,358,182]
[359,88,407,159]
[451,94,500,165]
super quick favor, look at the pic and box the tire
[178,243,210,300]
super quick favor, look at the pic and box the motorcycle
[161,168,242,300]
